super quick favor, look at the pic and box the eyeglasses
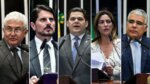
[128,19,145,26]
[4,27,25,33]
[98,20,112,24]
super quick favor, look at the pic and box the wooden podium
[38,73,58,84]
[59,75,76,84]
[125,73,150,84]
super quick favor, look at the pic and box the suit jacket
[122,34,150,81]
[0,39,29,84]
[30,38,58,78]
[59,33,91,84]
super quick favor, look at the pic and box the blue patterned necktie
[72,36,80,63]
[131,41,141,74]
[43,44,51,74]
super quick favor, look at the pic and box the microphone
[18,45,29,52]
[74,41,90,68]
[40,39,47,50]
[59,38,65,49]
[30,39,47,61]
[135,39,150,50]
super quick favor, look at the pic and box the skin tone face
[126,12,147,39]
[31,10,56,40]
[3,20,28,47]
[98,14,113,37]
[67,12,88,36]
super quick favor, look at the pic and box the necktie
[131,41,141,74]
[72,36,80,62]
[11,47,22,76]
[43,44,51,74]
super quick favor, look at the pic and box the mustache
[44,25,53,29]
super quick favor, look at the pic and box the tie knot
[10,47,18,52]
[74,36,80,41]
[45,44,50,49]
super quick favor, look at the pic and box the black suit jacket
[122,34,150,81]
[30,38,58,78]
[0,39,29,84]
[59,33,91,84]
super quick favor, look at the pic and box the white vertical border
[64,0,67,36]
[80,0,83,9]
[1,0,5,38]
[117,0,122,38]
[49,0,53,8]
[24,0,28,44]
[123,0,127,34]
[96,0,99,13]
[147,0,150,37]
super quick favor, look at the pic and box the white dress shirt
[35,36,56,75]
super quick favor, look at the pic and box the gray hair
[127,9,148,25]
[4,11,27,29]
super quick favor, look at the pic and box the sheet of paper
[91,51,105,70]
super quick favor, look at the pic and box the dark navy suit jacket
[122,34,150,81]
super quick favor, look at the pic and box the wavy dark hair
[93,9,117,42]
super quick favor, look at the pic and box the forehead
[38,10,54,18]
[69,12,84,18]
[128,13,145,22]
[5,20,24,27]
[99,14,111,20]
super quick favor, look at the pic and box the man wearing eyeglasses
[122,9,150,83]
[0,11,28,84]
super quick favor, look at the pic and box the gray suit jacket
[30,39,58,78]
[0,39,29,84]
[59,33,91,84]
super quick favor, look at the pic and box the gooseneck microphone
[74,41,90,68]
[135,39,150,50]
[30,39,47,61]
[18,45,29,52]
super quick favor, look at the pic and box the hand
[103,66,113,76]
[29,76,39,84]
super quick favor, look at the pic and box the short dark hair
[67,7,88,21]
[30,5,55,23]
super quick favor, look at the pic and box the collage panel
[0,0,29,84]
[58,0,91,84]
[91,0,121,84]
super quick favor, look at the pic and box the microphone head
[40,39,47,50]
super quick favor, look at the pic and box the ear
[30,22,36,31]
[144,25,147,32]
[85,21,88,28]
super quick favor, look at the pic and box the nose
[10,30,16,35]
[104,21,108,26]
[132,22,137,27]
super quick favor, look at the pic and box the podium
[38,73,58,84]
[125,73,150,84]
[59,75,76,84]
[92,68,110,82]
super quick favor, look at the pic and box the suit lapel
[141,37,148,72]
[30,39,41,76]
[64,35,74,69]
[73,33,90,72]
[1,40,20,78]
[21,49,29,76]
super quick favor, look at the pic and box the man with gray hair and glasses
[0,11,29,84]
[122,9,150,83]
